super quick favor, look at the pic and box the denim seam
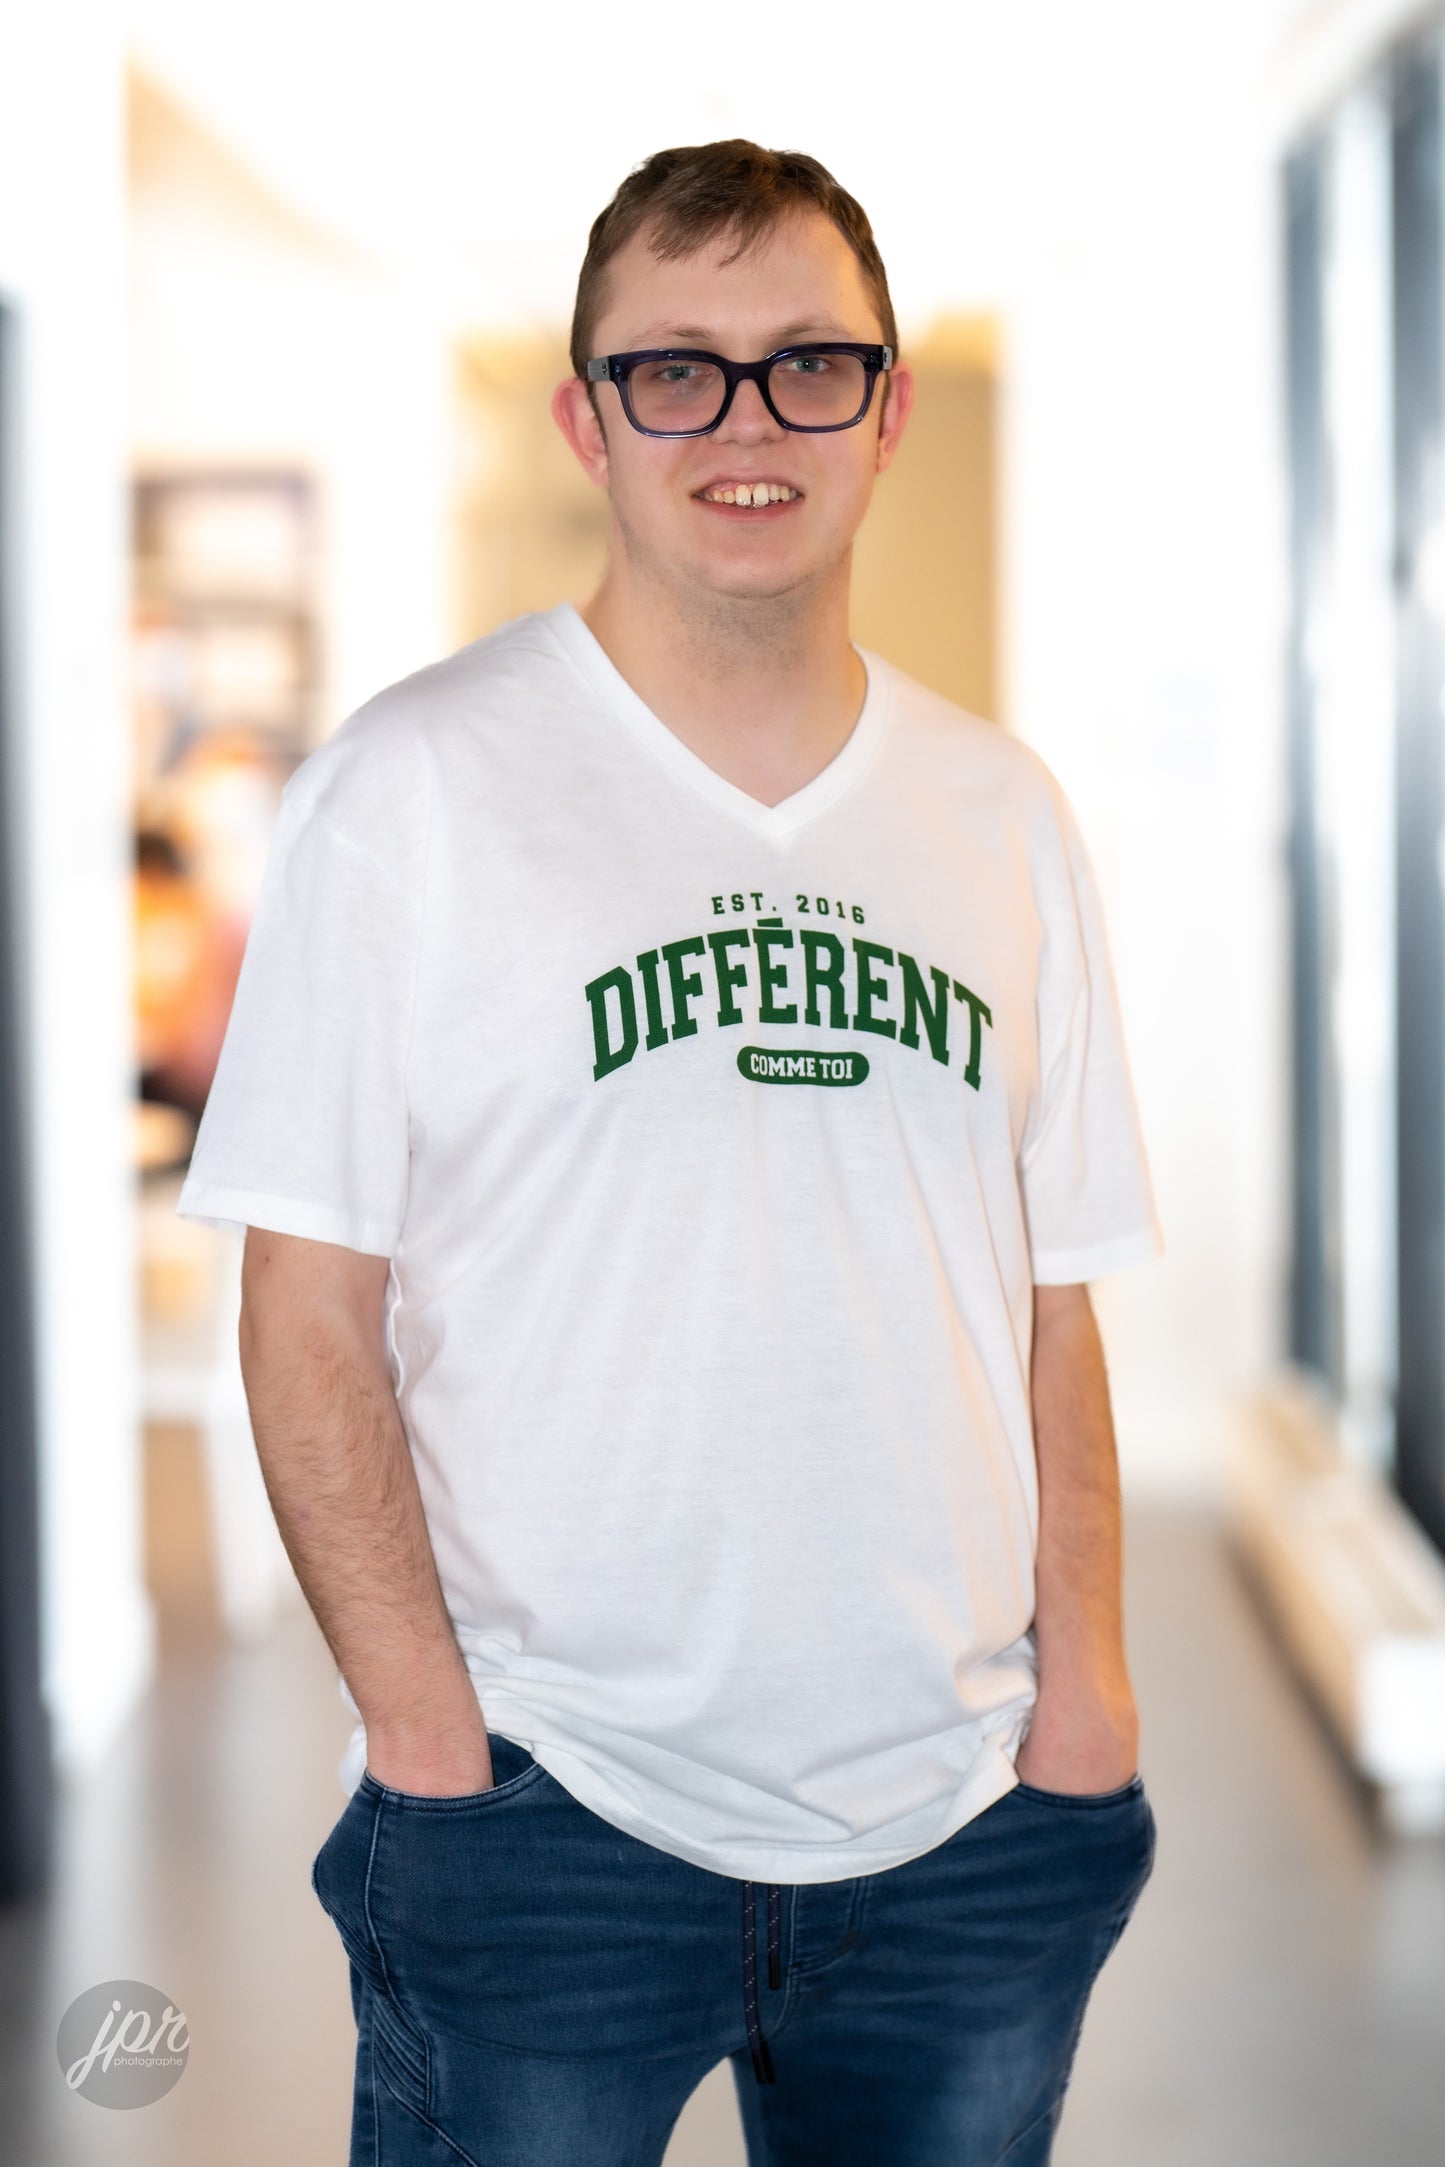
[361,1793,434,2117]
[996,1989,1092,2163]
[372,1992,429,2104]
[369,1992,379,2166]
[378,2074,486,2167]
[996,2089,1064,2162]
[790,1877,868,1978]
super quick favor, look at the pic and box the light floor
[2,1477,1442,2165]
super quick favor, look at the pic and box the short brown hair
[569,139,899,405]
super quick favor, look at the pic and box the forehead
[595,207,881,352]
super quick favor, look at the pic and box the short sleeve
[1018,788,1165,1284]
[174,784,424,1257]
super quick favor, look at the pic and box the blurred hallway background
[2,0,1445,2159]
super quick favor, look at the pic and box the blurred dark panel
[1392,45,1445,1560]
[0,296,54,1900]
[1283,131,1344,1395]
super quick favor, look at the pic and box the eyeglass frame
[584,342,894,438]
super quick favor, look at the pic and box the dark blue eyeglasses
[585,342,893,438]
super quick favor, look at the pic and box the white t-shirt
[176,601,1164,1884]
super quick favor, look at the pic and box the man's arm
[238,1226,494,1796]
[1016,1280,1141,1793]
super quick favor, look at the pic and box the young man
[178,140,1165,2166]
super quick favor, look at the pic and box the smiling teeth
[701,483,798,505]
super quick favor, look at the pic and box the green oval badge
[736,1045,869,1087]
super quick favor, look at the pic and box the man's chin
[675,559,815,606]
[612,517,825,610]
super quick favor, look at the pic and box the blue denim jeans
[312,1730,1157,2165]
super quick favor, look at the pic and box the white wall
[0,11,152,1777]
[997,14,1296,1496]
[127,74,454,733]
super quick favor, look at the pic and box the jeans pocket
[1010,1770,1146,1809]
[358,1731,547,1810]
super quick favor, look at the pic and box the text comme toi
[585,925,993,1086]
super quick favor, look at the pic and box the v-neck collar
[542,600,892,841]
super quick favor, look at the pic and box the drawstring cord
[741,1880,783,2082]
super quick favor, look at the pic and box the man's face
[555,207,913,607]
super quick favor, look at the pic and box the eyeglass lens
[628,351,868,433]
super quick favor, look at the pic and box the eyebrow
[617,318,860,349]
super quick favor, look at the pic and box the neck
[577,548,866,810]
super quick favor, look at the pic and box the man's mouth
[691,480,803,511]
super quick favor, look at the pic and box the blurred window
[1284,33,1445,1559]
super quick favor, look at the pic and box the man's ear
[873,359,915,476]
[552,376,612,490]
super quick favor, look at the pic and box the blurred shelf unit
[131,467,323,809]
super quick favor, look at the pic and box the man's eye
[645,363,703,385]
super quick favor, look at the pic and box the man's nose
[717,374,778,436]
